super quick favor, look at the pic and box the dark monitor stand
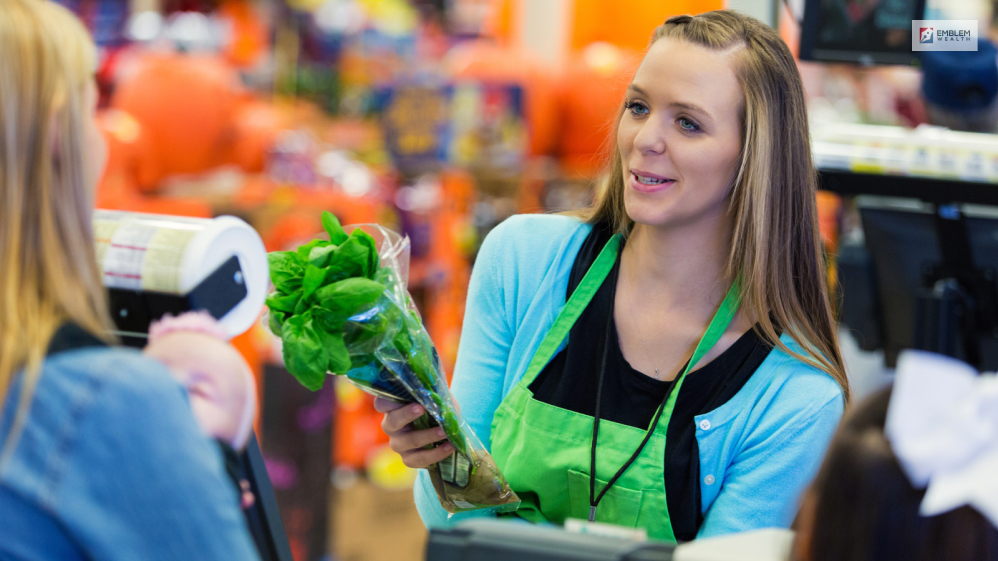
[821,170,998,370]
[107,257,293,561]
[858,202,998,369]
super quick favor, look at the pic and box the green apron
[489,233,740,543]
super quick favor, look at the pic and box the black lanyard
[588,254,682,522]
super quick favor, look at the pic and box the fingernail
[436,428,446,438]
[411,404,422,414]
[443,443,454,451]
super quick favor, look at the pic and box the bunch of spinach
[265,211,466,456]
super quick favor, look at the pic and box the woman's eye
[678,117,701,132]
[625,101,649,116]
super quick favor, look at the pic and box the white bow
[885,350,998,527]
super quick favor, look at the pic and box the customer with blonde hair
[0,1,258,558]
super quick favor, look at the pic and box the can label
[438,450,471,489]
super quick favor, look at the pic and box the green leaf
[343,316,382,344]
[302,264,326,302]
[314,278,386,318]
[281,311,328,391]
[323,330,352,374]
[321,238,370,285]
[265,290,302,314]
[349,228,379,278]
[343,296,402,348]
[322,211,349,245]
[309,245,336,268]
[293,294,310,315]
[296,239,328,260]
[268,310,287,336]
[313,306,347,333]
[392,326,415,357]
[375,267,398,291]
[268,251,305,293]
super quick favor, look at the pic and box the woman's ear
[790,489,817,561]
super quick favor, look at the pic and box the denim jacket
[0,326,259,560]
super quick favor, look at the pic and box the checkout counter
[425,519,793,561]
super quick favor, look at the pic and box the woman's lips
[629,170,676,193]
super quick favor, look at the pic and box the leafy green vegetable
[343,302,398,351]
[301,264,326,302]
[265,211,519,515]
[314,278,385,317]
[322,211,349,245]
[265,290,302,314]
[268,252,305,294]
[312,306,347,334]
[296,239,328,261]
[350,228,379,277]
[293,294,310,315]
[281,311,328,391]
[321,237,370,284]
[323,330,352,374]
[309,245,336,268]
[264,212,465,455]
[268,310,287,336]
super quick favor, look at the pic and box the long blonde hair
[573,10,849,401]
[0,0,114,430]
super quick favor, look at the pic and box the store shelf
[819,169,998,206]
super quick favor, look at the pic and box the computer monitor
[853,199,998,369]
[799,0,926,65]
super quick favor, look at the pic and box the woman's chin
[623,197,676,228]
[625,210,675,229]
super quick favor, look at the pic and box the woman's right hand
[374,397,455,469]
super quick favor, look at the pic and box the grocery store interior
[7,0,998,559]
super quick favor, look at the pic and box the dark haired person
[794,351,998,561]
[920,39,998,134]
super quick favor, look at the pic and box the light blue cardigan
[414,214,844,538]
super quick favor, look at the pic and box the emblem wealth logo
[913,20,977,51]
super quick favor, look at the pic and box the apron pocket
[566,469,643,528]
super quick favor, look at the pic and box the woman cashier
[378,10,848,542]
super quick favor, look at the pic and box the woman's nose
[633,118,667,155]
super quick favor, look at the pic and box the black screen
[801,0,926,65]
[859,205,998,369]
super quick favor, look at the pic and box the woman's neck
[620,213,733,312]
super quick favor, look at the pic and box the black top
[46,323,107,357]
[528,223,774,541]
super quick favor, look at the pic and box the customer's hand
[144,312,257,451]
[374,397,454,469]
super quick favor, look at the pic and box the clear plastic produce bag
[265,213,519,515]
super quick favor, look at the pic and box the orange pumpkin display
[112,52,244,187]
